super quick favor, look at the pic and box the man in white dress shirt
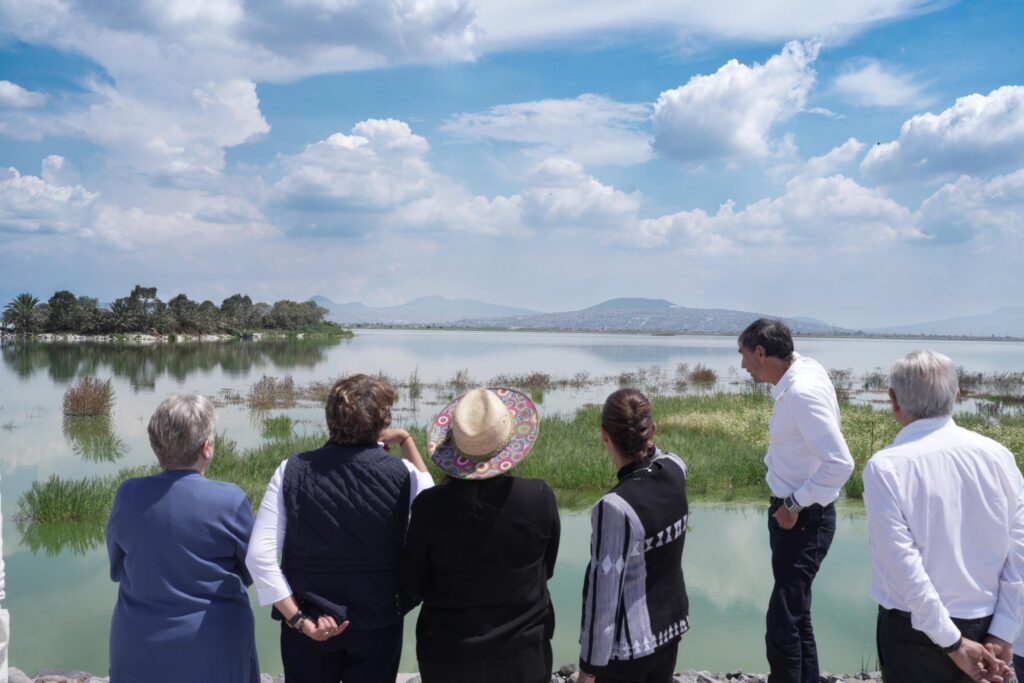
[738,318,854,683]
[864,350,1022,683]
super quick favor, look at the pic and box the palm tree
[2,293,44,335]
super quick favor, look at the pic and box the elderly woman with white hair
[106,394,258,682]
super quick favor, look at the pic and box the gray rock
[558,663,577,676]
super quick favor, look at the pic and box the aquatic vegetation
[249,375,296,410]
[261,415,295,440]
[688,364,718,385]
[62,376,114,417]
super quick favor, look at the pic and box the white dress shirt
[863,416,1024,648]
[765,353,854,506]
[245,457,434,606]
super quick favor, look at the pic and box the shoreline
[0,330,351,344]
[8,667,882,683]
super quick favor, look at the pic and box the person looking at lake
[578,388,689,683]
[863,350,1022,683]
[737,318,854,683]
[401,387,559,683]
[106,394,258,682]
[245,373,433,683]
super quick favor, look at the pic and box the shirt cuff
[926,617,963,650]
[987,613,1022,644]
[252,579,293,607]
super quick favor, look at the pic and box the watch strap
[286,611,306,629]
[940,636,963,654]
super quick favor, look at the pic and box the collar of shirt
[770,352,803,400]
[891,415,955,447]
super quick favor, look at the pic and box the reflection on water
[18,519,106,557]
[2,337,346,387]
[63,416,127,462]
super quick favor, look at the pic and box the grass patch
[62,376,114,417]
[21,394,1024,529]
[249,375,296,410]
[261,415,295,440]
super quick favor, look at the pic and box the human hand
[379,428,412,448]
[984,635,1014,677]
[772,506,799,530]
[948,637,1012,682]
[577,673,596,683]
[300,615,350,641]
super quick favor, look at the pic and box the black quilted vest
[281,441,411,630]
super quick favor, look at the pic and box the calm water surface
[2,330,1022,674]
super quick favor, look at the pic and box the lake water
[2,330,1023,675]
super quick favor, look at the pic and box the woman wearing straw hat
[578,388,689,683]
[402,387,560,683]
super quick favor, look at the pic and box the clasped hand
[948,636,1014,683]
[299,615,350,642]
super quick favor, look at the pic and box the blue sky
[1,0,1023,328]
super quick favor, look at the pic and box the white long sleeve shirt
[245,457,434,606]
[863,416,1024,648]
[765,354,854,506]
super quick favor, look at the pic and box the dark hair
[325,374,395,444]
[602,388,655,461]
[738,318,794,360]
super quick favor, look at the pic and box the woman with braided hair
[578,388,690,683]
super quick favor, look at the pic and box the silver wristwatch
[783,495,804,513]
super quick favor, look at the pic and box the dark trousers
[418,640,552,683]
[766,498,836,683]
[281,622,402,683]
[597,640,680,683]
[1013,653,1024,683]
[877,607,992,683]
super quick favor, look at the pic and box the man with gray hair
[863,350,1024,683]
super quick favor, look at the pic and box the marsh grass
[19,520,106,556]
[62,376,114,417]
[63,415,127,462]
[249,375,296,409]
[23,392,1024,529]
[688,364,718,385]
[261,415,295,440]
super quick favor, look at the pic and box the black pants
[597,640,679,683]
[418,640,552,683]
[877,607,992,683]
[281,622,402,683]
[766,498,836,683]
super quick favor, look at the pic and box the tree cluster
[2,286,337,337]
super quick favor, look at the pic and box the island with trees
[1,285,352,340]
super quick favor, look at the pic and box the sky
[1,0,1023,328]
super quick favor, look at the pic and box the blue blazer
[107,470,258,683]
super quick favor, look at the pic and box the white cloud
[92,204,277,248]
[0,160,97,234]
[476,1,941,49]
[520,158,641,230]
[861,86,1024,182]
[652,40,819,163]
[916,169,1024,245]
[619,172,921,250]
[0,80,47,108]
[833,59,930,108]
[272,119,523,236]
[442,94,652,166]
[801,138,866,178]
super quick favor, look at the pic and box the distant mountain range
[867,307,1024,338]
[313,295,843,335]
[312,295,1024,338]
[311,295,539,325]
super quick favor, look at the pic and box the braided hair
[601,388,655,461]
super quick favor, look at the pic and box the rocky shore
[8,666,882,683]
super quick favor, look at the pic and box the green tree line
[2,286,344,337]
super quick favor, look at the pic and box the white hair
[889,350,959,420]
[147,394,217,468]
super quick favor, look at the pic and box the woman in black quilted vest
[401,387,561,683]
[245,374,434,683]
[578,388,690,683]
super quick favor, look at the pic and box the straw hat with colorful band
[428,387,540,480]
